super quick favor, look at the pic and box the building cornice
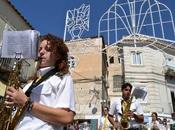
[7,0,34,29]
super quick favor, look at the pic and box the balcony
[0,58,13,82]
[164,61,175,76]
[0,58,13,72]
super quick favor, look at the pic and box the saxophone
[0,60,23,130]
[120,96,133,130]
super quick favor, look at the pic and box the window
[118,57,121,63]
[131,51,143,65]
[171,91,175,112]
[113,75,123,92]
[68,56,76,68]
[109,56,114,64]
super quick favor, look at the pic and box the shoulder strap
[25,68,57,97]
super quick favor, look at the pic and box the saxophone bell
[120,114,131,130]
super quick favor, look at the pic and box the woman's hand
[5,87,28,108]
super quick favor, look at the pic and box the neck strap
[25,68,57,97]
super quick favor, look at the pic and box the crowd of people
[98,83,172,130]
[146,112,170,130]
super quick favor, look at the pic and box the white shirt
[109,97,143,128]
[147,120,161,130]
[162,124,170,130]
[16,67,76,130]
[99,115,112,130]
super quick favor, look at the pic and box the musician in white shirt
[6,34,76,130]
[108,83,144,130]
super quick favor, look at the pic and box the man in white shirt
[6,34,76,130]
[108,83,144,130]
[162,118,170,130]
[99,106,112,130]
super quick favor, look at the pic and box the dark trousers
[128,128,139,130]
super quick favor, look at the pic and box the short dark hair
[121,83,133,91]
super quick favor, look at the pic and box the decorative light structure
[98,0,175,45]
[64,4,90,41]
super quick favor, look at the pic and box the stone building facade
[66,37,108,129]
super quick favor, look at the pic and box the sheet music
[1,30,40,59]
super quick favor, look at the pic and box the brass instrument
[0,60,24,130]
[120,96,133,130]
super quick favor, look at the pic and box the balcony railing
[164,61,175,76]
[0,58,13,71]
[0,58,32,83]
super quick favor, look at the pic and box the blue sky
[10,0,175,41]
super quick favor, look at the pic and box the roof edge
[7,0,34,29]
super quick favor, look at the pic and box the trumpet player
[5,34,76,130]
[108,83,144,130]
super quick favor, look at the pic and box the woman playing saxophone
[5,34,76,130]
